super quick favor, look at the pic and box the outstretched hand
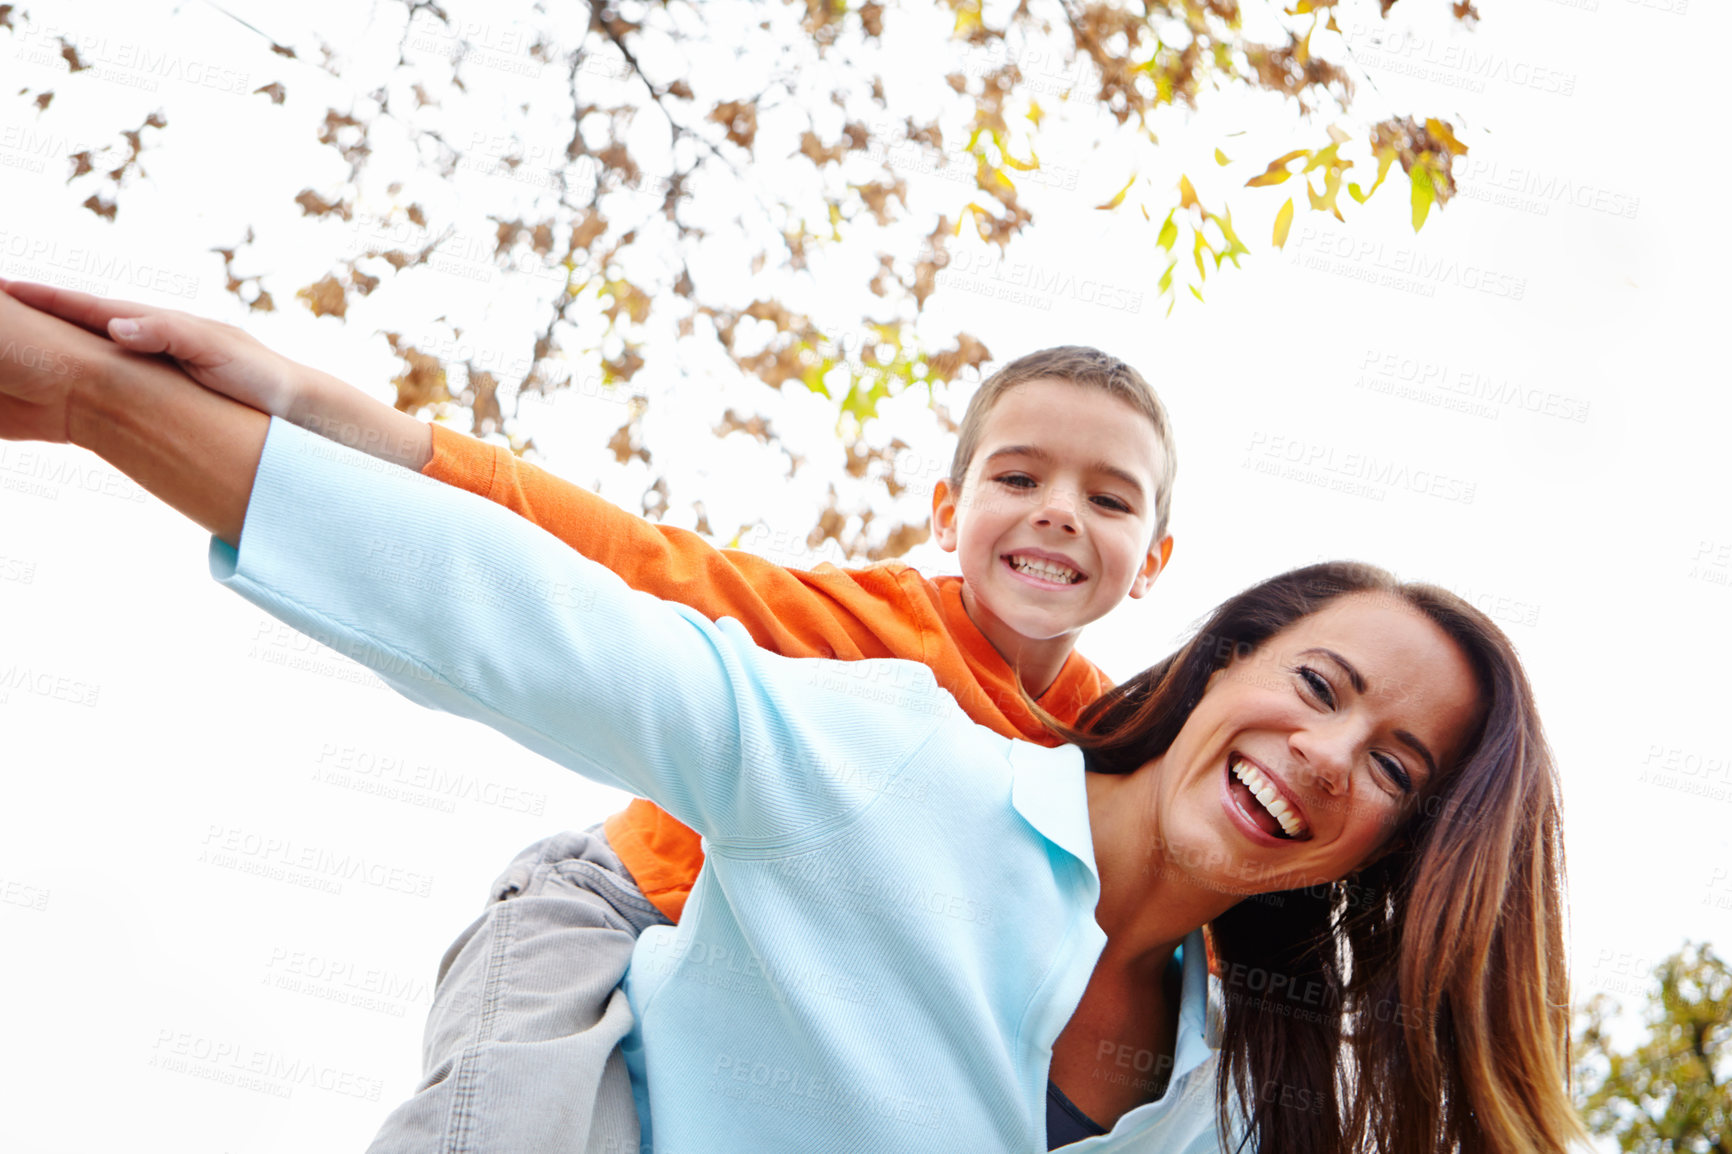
[1,278,434,471]
[0,279,309,421]
[0,282,102,444]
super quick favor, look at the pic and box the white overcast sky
[2,0,1728,1150]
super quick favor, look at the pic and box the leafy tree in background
[3,0,1473,556]
[1577,942,1732,1154]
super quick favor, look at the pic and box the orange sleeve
[422,423,924,663]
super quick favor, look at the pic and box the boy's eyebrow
[1300,647,1440,780]
[983,445,1148,497]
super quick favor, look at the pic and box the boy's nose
[1031,490,1080,534]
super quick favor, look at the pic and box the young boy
[5,281,1177,1153]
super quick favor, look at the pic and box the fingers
[0,280,162,338]
[106,313,183,357]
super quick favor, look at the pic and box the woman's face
[1149,592,1484,897]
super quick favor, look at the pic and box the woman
[0,289,1580,1152]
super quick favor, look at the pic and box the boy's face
[931,378,1173,652]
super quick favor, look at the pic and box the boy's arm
[217,417,951,843]
[0,286,262,545]
[9,280,919,662]
[423,425,910,660]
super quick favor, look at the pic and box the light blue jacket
[211,419,1227,1153]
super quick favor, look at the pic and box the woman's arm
[214,417,954,842]
[8,281,921,665]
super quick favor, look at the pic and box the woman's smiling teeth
[1230,756,1309,840]
[1005,554,1083,584]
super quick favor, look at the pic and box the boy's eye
[1295,666,1335,709]
[992,473,1038,490]
[1090,494,1133,513]
[1373,752,1414,794]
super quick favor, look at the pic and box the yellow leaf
[1156,209,1178,251]
[1410,164,1437,231]
[1214,148,1231,166]
[1178,174,1198,209]
[1097,173,1136,211]
[1246,150,1309,188]
[1027,100,1044,128]
[1272,199,1294,248]
[1303,142,1342,173]
[1425,118,1469,156]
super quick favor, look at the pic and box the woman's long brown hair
[1054,562,1582,1154]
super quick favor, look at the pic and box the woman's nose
[1289,728,1353,796]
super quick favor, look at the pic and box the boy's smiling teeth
[1230,755,1309,840]
[1006,554,1082,584]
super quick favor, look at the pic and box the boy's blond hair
[948,346,1177,541]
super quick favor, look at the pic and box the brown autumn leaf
[254,82,286,105]
[58,38,88,72]
[926,333,991,382]
[34,91,52,112]
[248,289,276,313]
[604,348,646,384]
[868,521,930,562]
[571,211,607,251]
[350,267,380,295]
[641,476,669,520]
[68,151,92,180]
[799,131,846,166]
[407,203,427,226]
[666,79,694,100]
[708,100,758,149]
[270,42,297,59]
[714,409,774,444]
[859,2,884,37]
[294,188,351,220]
[81,194,116,221]
[467,368,503,436]
[0,7,16,31]
[387,341,449,411]
[1452,0,1479,22]
[296,275,348,319]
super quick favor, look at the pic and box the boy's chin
[976,596,1098,644]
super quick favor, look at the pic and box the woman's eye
[1296,666,1335,708]
[1373,752,1414,794]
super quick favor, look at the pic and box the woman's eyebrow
[1395,730,1440,781]
[1300,647,1365,693]
[1301,647,1441,779]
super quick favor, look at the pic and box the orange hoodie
[423,424,1116,921]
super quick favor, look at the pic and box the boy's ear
[931,478,961,553]
[1127,535,1174,599]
